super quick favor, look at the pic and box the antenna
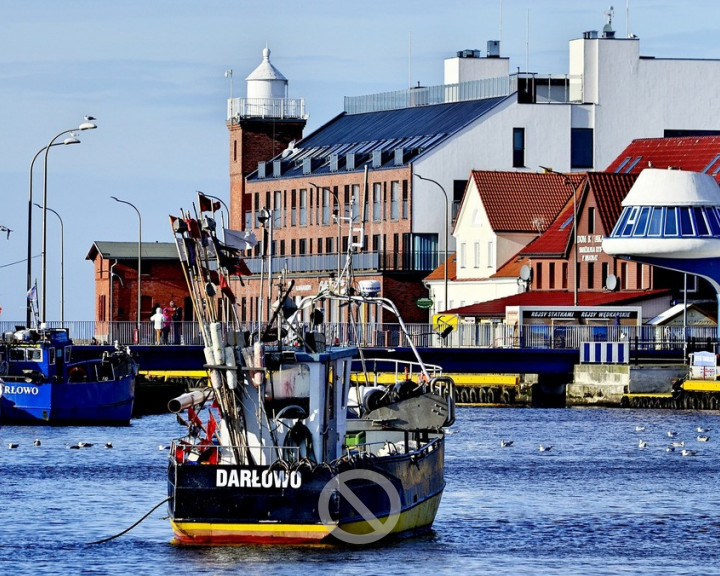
[408,31,412,89]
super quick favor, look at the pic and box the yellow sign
[433,314,459,334]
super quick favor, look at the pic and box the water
[1,407,719,575]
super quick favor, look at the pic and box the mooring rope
[86,496,173,545]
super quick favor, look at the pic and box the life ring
[68,366,87,382]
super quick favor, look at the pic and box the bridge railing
[0,320,715,351]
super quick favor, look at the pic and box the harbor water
[1,406,719,575]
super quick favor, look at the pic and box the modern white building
[420,22,720,313]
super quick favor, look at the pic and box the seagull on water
[635,426,646,432]
[697,427,711,433]
[667,431,678,438]
[681,449,698,457]
[697,435,710,442]
[666,445,675,452]
[78,442,93,448]
[8,443,19,449]
[501,440,514,448]
[638,439,647,449]
[33,439,41,446]
[670,441,685,448]
[105,442,113,449]
[539,444,553,452]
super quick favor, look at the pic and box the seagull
[33,439,41,446]
[8,443,19,449]
[68,444,81,449]
[638,439,647,449]
[105,442,113,449]
[697,435,710,442]
[78,442,93,448]
[666,445,675,452]
[539,444,553,452]
[158,444,170,451]
[0,225,12,240]
[500,440,514,448]
[84,115,96,121]
[681,449,698,457]
[671,441,685,448]
[635,426,646,432]
[667,431,678,438]
[697,427,711,433]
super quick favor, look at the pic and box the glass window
[647,207,663,236]
[322,188,330,225]
[694,207,710,236]
[621,207,638,236]
[679,208,694,236]
[611,207,633,236]
[707,208,720,235]
[571,128,593,168]
[391,181,399,220]
[513,128,525,168]
[372,183,382,222]
[299,189,307,226]
[664,207,678,236]
[633,207,650,236]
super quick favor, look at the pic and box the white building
[418,24,720,313]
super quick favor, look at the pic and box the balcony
[227,97,307,122]
[244,250,442,275]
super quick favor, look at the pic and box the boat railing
[349,357,443,387]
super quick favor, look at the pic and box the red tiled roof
[492,254,531,279]
[466,171,585,233]
[519,172,636,257]
[445,289,671,318]
[424,253,457,282]
[606,136,720,184]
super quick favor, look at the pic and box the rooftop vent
[457,49,481,59]
[487,40,500,57]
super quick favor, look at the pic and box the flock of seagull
[7,440,114,450]
[635,425,711,457]
[498,425,712,457]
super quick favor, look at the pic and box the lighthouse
[227,47,307,231]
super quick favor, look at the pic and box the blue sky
[1,1,719,321]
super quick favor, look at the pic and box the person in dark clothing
[170,300,183,344]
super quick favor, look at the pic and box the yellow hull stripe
[682,380,720,392]
[170,493,443,544]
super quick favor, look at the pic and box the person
[150,306,164,345]
[169,300,183,345]
[162,307,172,344]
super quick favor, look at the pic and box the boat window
[694,207,710,236]
[633,207,650,236]
[707,208,720,235]
[64,347,72,363]
[647,207,663,236]
[9,348,25,361]
[664,207,678,236]
[27,349,42,362]
[620,207,639,236]
[679,207,694,236]
[610,207,632,236]
[49,347,56,365]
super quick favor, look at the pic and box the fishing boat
[0,325,137,424]
[165,195,455,545]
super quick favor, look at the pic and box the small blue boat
[0,326,137,425]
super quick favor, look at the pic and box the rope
[86,496,172,545]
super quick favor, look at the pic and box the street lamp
[414,173,449,313]
[40,119,97,322]
[34,203,64,326]
[309,182,342,276]
[111,196,142,332]
[27,137,79,326]
[540,166,579,306]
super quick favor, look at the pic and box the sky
[1,0,720,322]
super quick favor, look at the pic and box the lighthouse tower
[227,48,307,231]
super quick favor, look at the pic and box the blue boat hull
[0,376,135,425]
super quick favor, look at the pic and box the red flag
[185,218,202,239]
[219,274,236,304]
[198,192,221,213]
[206,411,217,441]
[187,406,204,429]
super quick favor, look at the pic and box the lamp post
[111,196,142,332]
[309,182,342,277]
[34,203,64,326]
[28,137,79,326]
[40,119,97,322]
[414,173,449,313]
[540,166,579,306]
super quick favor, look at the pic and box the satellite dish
[606,274,618,291]
[520,265,532,281]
